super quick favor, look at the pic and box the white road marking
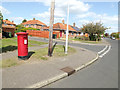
[99,45,111,58]
[98,45,108,54]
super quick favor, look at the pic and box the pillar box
[16,32,28,60]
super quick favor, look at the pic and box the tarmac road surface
[44,38,118,88]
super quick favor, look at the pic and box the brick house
[22,18,47,30]
[70,22,81,37]
[2,20,16,37]
[44,20,81,38]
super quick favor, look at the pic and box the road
[43,38,118,88]
[29,36,105,53]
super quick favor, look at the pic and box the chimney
[73,22,75,27]
[33,18,35,20]
[12,21,14,23]
[62,20,65,24]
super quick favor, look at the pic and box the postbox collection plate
[24,40,27,44]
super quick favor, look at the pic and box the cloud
[76,13,118,34]
[77,12,118,23]
[77,11,118,26]
[32,0,91,25]
[0,6,10,14]
[101,15,118,25]
[107,26,118,34]
[33,11,50,18]
[9,17,24,24]
[2,0,120,2]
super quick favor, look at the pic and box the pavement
[2,43,98,88]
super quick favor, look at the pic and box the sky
[0,0,119,34]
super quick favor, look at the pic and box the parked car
[112,37,116,40]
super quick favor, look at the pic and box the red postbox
[17,32,28,60]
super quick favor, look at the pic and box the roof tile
[3,20,15,25]
[22,20,46,26]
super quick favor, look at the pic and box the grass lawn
[2,37,47,47]
[72,38,102,44]
[0,59,18,68]
[33,45,76,60]
[0,45,76,68]
[1,37,47,53]
[58,37,102,44]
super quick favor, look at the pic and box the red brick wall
[26,30,60,39]
[2,27,15,37]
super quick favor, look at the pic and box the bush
[116,33,119,39]
[76,36,89,41]
[20,27,38,32]
[110,32,119,39]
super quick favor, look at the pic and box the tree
[0,11,3,33]
[22,19,27,23]
[82,21,108,41]
[110,32,120,39]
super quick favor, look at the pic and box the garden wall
[26,30,60,39]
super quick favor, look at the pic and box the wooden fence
[26,30,60,39]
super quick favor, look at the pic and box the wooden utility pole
[48,0,55,56]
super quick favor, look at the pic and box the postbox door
[23,36,28,54]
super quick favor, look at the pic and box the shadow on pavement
[27,51,35,59]
[1,45,17,53]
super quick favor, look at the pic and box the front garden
[68,21,108,44]
[1,37,47,53]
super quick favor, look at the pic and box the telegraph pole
[65,2,69,54]
[48,0,55,56]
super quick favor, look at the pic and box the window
[29,24,31,27]
[4,23,7,26]
[34,24,36,28]
[64,31,66,34]
[11,25,13,26]
[72,32,74,35]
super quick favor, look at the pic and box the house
[2,19,16,37]
[70,22,81,37]
[44,20,81,38]
[22,18,47,30]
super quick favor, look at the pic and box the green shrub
[116,33,119,39]
[20,27,38,32]
[75,36,89,41]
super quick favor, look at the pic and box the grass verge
[0,59,18,68]
[72,38,102,44]
[1,37,47,53]
[33,45,76,60]
[1,45,76,68]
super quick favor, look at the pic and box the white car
[112,37,116,40]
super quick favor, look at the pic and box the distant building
[22,18,47,30]
[70,22,81,37]
[2,20,16,37]
[44,20,81,38]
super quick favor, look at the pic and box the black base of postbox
[18,56,28,60]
